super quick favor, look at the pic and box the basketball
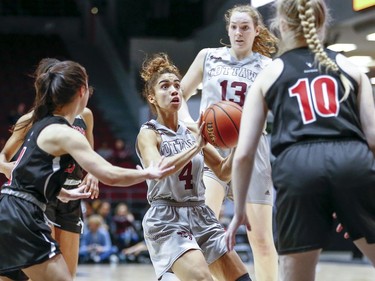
[202,100,242,149]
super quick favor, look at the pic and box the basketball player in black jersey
[0,59,99,281]
[0,60,173,281]
[226,0,375,281]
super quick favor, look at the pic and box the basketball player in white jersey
[179,4,279,281]
[136,53,252,281]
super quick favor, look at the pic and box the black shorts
[272,140,375,255]
[0,195,61,275]
[45,186,83,234]
[0,269,28,281]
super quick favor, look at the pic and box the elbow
[212,162,232,182]
[233,152,253,170]
[99,170,120,186]
[217,172,231,183]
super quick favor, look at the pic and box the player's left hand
[81,173,99,199]
[225,212,251,251]
[57,186,91,203]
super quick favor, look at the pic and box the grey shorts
[205,134,274,205]
[143,200,227,279]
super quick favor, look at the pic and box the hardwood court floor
[76,253,374,281]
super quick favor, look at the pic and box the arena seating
[0,33,148,205]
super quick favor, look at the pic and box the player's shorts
[143,200,227,280]
[204,133,274,205]
[45,180,84,234]
[0,269,28,281]
[0,193,61,276]
[273,139,375,255]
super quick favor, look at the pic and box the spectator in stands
[96,141,114,161]
[97,200,114,232]
[112,138,133,166]
[120,240,152,264]
[91,199,103,213]
[113,203,140,251]
[8,102,26,125]
[79,214,118,264]
[81,200,94,220]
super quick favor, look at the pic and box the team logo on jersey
[65,163,76,173]
[210,55,222,60]
[304,61,318,73]
[72,125,86,135]
[208,66,258,82]
[177,230,193,240]
[160,137,195,156]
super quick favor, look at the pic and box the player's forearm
[157,144,201,177]
[232,152,255,213]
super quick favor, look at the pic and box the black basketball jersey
[67,115,87,182]
[2,115,74,204]
[264,47,366,156]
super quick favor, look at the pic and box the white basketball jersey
[137,120,206,203]
[200,47,271,113]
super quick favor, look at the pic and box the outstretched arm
[179,48,207,123]
[0,112,32,178]
[81,107,99,199]
[226,60,283,251]
[136,126,205,178]
[38,124,174,186]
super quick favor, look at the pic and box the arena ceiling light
[250,0,275,8]
[348,55,373,73]
[366,32,375,41]
[327,43,357,52]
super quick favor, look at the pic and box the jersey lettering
[289,76,339,124]
[178,161,193,190]
[220,80,247,106]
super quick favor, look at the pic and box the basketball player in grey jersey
[179,4,279,281]
[137,53,252,281]
[140,120,206,203]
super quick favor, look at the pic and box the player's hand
[196,112,207,148]
[81,173,99,199]
[137,156,175,180]
[332,212,350,239]
[57,186,91,203]
[225,212,251,251]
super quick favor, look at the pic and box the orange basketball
[202,100,242,149]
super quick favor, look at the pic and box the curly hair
[140,53,181,114]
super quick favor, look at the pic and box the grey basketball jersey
[137,120,206,203]
[200,47,271,112]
